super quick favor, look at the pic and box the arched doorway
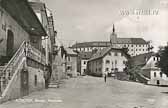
[6,30,14,57]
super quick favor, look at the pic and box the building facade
[71,25,152,57]
[77,52,93,75]
[66,48,78,77]
[0,0,54,103]
[141,55,168,86]
[87,47,129,79]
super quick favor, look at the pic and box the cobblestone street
[1,76,168,108]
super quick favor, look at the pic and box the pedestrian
[104,70,108,83]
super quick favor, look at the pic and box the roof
[65,48,77,56]
[78,52,93,59]
[142,54,160,70]
[131,52,154,66]
[1,0,47,36]
[71,38,148,48]
[117,38,147,44]
[71,41,110,48]
[89,47,130,61]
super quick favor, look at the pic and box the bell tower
[110,24,117,47]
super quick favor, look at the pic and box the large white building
[87,47,129,80]
[71,24,152,57]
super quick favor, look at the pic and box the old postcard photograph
[0,0,168,108]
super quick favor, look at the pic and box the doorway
[6,30,14,57]
[157,80,160,85]
[20,69,29,96]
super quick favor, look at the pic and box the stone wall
[0,6,29,56]
[28,66,45,93]
[0,58,26,103]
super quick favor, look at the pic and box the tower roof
[113,24,115,33]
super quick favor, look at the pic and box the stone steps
[48,80,64,88]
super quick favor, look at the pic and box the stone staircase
[0,41,26,97]
[48,80,64,88]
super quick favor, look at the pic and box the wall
[27,66,45,93]
[29,2,52,65]
[89,59,103,77]
[52,53,67,81]
[148,70,168,86]
[72,43,150,57]
[117,44,149,56]
[81,59,88,75]
[67,55,77,77]
[0,58,26,103]
[0,6,29,57]
[102,50,127,73]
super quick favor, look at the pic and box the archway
[6,30,14,57]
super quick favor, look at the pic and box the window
[160,72,163,78]
[84,61,86,65]
[67,66,72,70]
[68,56,71,61]
[106,68,109,71]
[153,57,155,61]
[114,52,118,56]
[106,60,110,64]
[115,60,117,65]
[99,68,101,72]
[123,61,126,65]
[115,68,118,71]
[34,75,37,86]
[139,49,141,51]
[154,72,156,77]
[139,45,141,47]
[131,44,133,47]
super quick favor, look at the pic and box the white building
[71,24,152,57]
[87,47,129,80]
[77,52,93,75]
[66,48,78,77]
[141,54,168,86]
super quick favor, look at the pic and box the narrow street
[1,76,168,108]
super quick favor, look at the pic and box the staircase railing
[0,41,46,96]
[0,41,26,93]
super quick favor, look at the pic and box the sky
[43,0,168,51]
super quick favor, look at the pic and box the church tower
[110,24,117,47]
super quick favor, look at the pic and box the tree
[124,58,142,81]
[158,45,168,76]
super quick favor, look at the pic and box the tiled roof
[71,41,110,48]
[89,47,129,61]
[65,48,77,55]
[131,52,154,66]
[142,54,160,70]
[71,38,148,48]
[78,52,93,59]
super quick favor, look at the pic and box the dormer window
[153,57,155,61]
